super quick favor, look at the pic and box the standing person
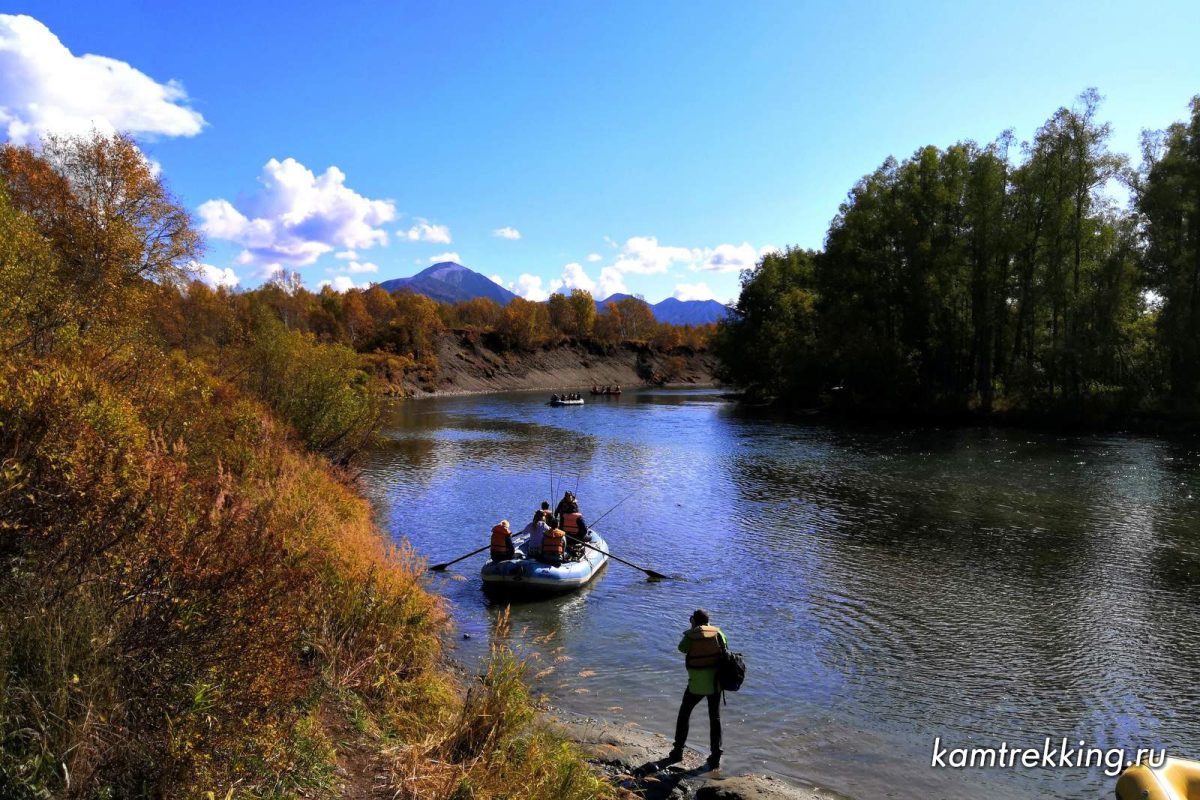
[489,520,514,562]
[666,609,726,769]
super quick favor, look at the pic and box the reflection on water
[358,389,1200,800]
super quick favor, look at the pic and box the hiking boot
[705,754,721,770]
[664,748,684,765]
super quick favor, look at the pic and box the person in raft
[539,524,567,566]
[666,609,726,769]
[518,508,551,558]
[557,496,590,559]
[489,520,514,562]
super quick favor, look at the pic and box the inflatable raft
[1117,756,1200,800]
[481,531,608,594]
[550,398,584,406]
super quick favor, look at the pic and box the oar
[569,536,669,580]
[429,544,491,572]
[430,534,531,572]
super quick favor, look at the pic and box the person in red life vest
[666,608,727,770]
[489,520,514,562]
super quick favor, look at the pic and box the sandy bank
[547,709,853,800]
[402,331,717,397]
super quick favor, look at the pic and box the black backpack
[717,638,746,694]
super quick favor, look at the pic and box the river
[358,388,1200,799]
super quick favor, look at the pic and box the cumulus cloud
[338,260,378,274]
[586,253,602,262]
[611,235,696,275]
[492,226,521,240]
[550,262,595,294]
[191,262,240,289]
[693,243,779,273]
[0,14,205,144]
[199,158,396,267]
[598,236,776,276]
[489,274,504,285]
[511,273,549,301]
[429,251,461,263]
[673,282,716,302]
[319,275,358,292]
[595,267,628,299]
[334,249,357,260]
[539,262,626,299]
[402,219,451,244]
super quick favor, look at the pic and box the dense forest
[0,134,613,797]
[715,91,1200,423]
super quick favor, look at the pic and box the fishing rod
[589,491,636,528]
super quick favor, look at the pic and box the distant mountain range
[596,294,730,326]
[377,262,729,324]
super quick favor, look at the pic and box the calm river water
[358,389,1200,800]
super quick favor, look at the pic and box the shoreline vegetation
[714,92,1200,434]
[0,134,621,798]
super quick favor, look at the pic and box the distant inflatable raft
[481,531,609,594]
[1117,757,1200,800]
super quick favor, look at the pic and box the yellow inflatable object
[1117,758,1200,800]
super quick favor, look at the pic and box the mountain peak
[378,262,517,306]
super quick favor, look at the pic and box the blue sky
[2,2,1198,303]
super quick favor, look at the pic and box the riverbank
[548,709,851,800]
[728,393,1200,437]
[400,330,716,396]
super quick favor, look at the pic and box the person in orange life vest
[666,608,727,770]
[489,520,514,562]
[539,525,567,565]
[557,502,589,560]
[554,490,575,520]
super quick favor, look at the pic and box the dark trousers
[673,689,721,756]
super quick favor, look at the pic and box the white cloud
[550,262,595,294]
[334,249,357,260]
[673,282,716,302]
[596,236,777,276]
[693,243,777,273]
[596,267,628,299]
[511,273,548,301]
[199,158,395,267]
[489,274,504,286]
[492,226,521,240]
[191,262,239,289]
[0,14,205,145]
[402,219,452,244]
[611,235,696,275]
[586,253,602,262]
[319,275,358,292]
[342,260,378,274]
[429,251,461,263]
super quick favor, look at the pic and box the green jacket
[678,626,727,696]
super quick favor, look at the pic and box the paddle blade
[429,563,450,572]
[645,570,669,580]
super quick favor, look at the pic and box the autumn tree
[0,132,201,342]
